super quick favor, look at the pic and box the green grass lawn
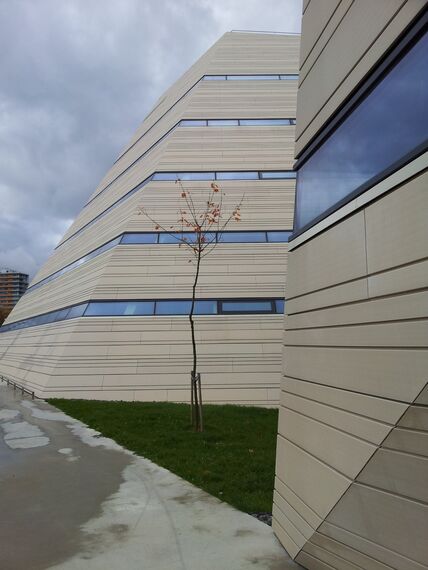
[49,400,278,514]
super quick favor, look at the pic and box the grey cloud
[0,0,301,278]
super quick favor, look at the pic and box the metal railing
[0,375,35,399]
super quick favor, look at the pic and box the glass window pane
[123,302,155,315]
[275,300,285,313]
[203,75,226,80]
[55,308,72,321]
[66,304,88,319]
[220,300,274,313]
[280,74,299,80]
[152,172,177,181]
[179,120,207,126]
[207,120,239,126]
[227,75,279,80]
[260,171,296,179]
[290,119,296,125]
[217,232,266,243]
[84,301,154,316]
[180,232,198,244]
[194,300,218,314]
[155,300,191,315]
[239,119,291,126]
[267,231,292,242]
[40,312,57,324]
[216,171,259,180]
[158,233,182,244]
[178,172,215,181]
[295,32,428,232]
[121,233,158,244]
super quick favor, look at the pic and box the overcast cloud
[0,0,301,278]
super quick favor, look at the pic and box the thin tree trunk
[189,246,202,431]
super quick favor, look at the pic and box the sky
[0,0,302,279]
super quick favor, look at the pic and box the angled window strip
[56,170,296,249]
[26,231,292,294]
[0,298,286,333]
[86,117,296,207]
[293,25,428,236]
[114,72,298,164]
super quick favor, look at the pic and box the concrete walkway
[0,384,300,570]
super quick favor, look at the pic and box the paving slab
[0,384,301,570]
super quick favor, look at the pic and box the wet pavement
[0,383,300,570]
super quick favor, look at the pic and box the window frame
[291,11,428,239]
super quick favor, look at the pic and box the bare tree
[139,180,243,431]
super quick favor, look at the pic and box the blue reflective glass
[275,300,285,313]
[216,171,259,180]
[260,171,296,179]
[194,300,218,314]
[239,119,291,126]
[158,232,201,244]
[40,312,57,324]
[158,233,183,244]
[203,75,226,80]
[267,231,292,242]
[227,75,279,80]
[152,172,178,180]
[155,300,191,315]
[121,233,158,244]
[53,308,70,321]
[95,236,121,252]
[85,301,154,316]
[65,304,88,319]
[180,120,207,126]
[295,31,428,232]
[217,232,266,243]
[207,119,239,126]
[28,237,121,292]
[179,172,215,181]
[220,300,273,313]
[280,74,299,80]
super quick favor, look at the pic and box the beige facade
[0,32,299,404]
[273,2,428,569]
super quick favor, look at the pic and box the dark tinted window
[275,300,285,313]
[294,31,428,232]
[220,300,274,313]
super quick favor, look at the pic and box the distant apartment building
[0,269,28,311]
[273,2,427,569]
[0,32,299,403]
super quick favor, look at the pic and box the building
[0,269,28,311]
[0,32,300,404]
[273,2,428,569]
